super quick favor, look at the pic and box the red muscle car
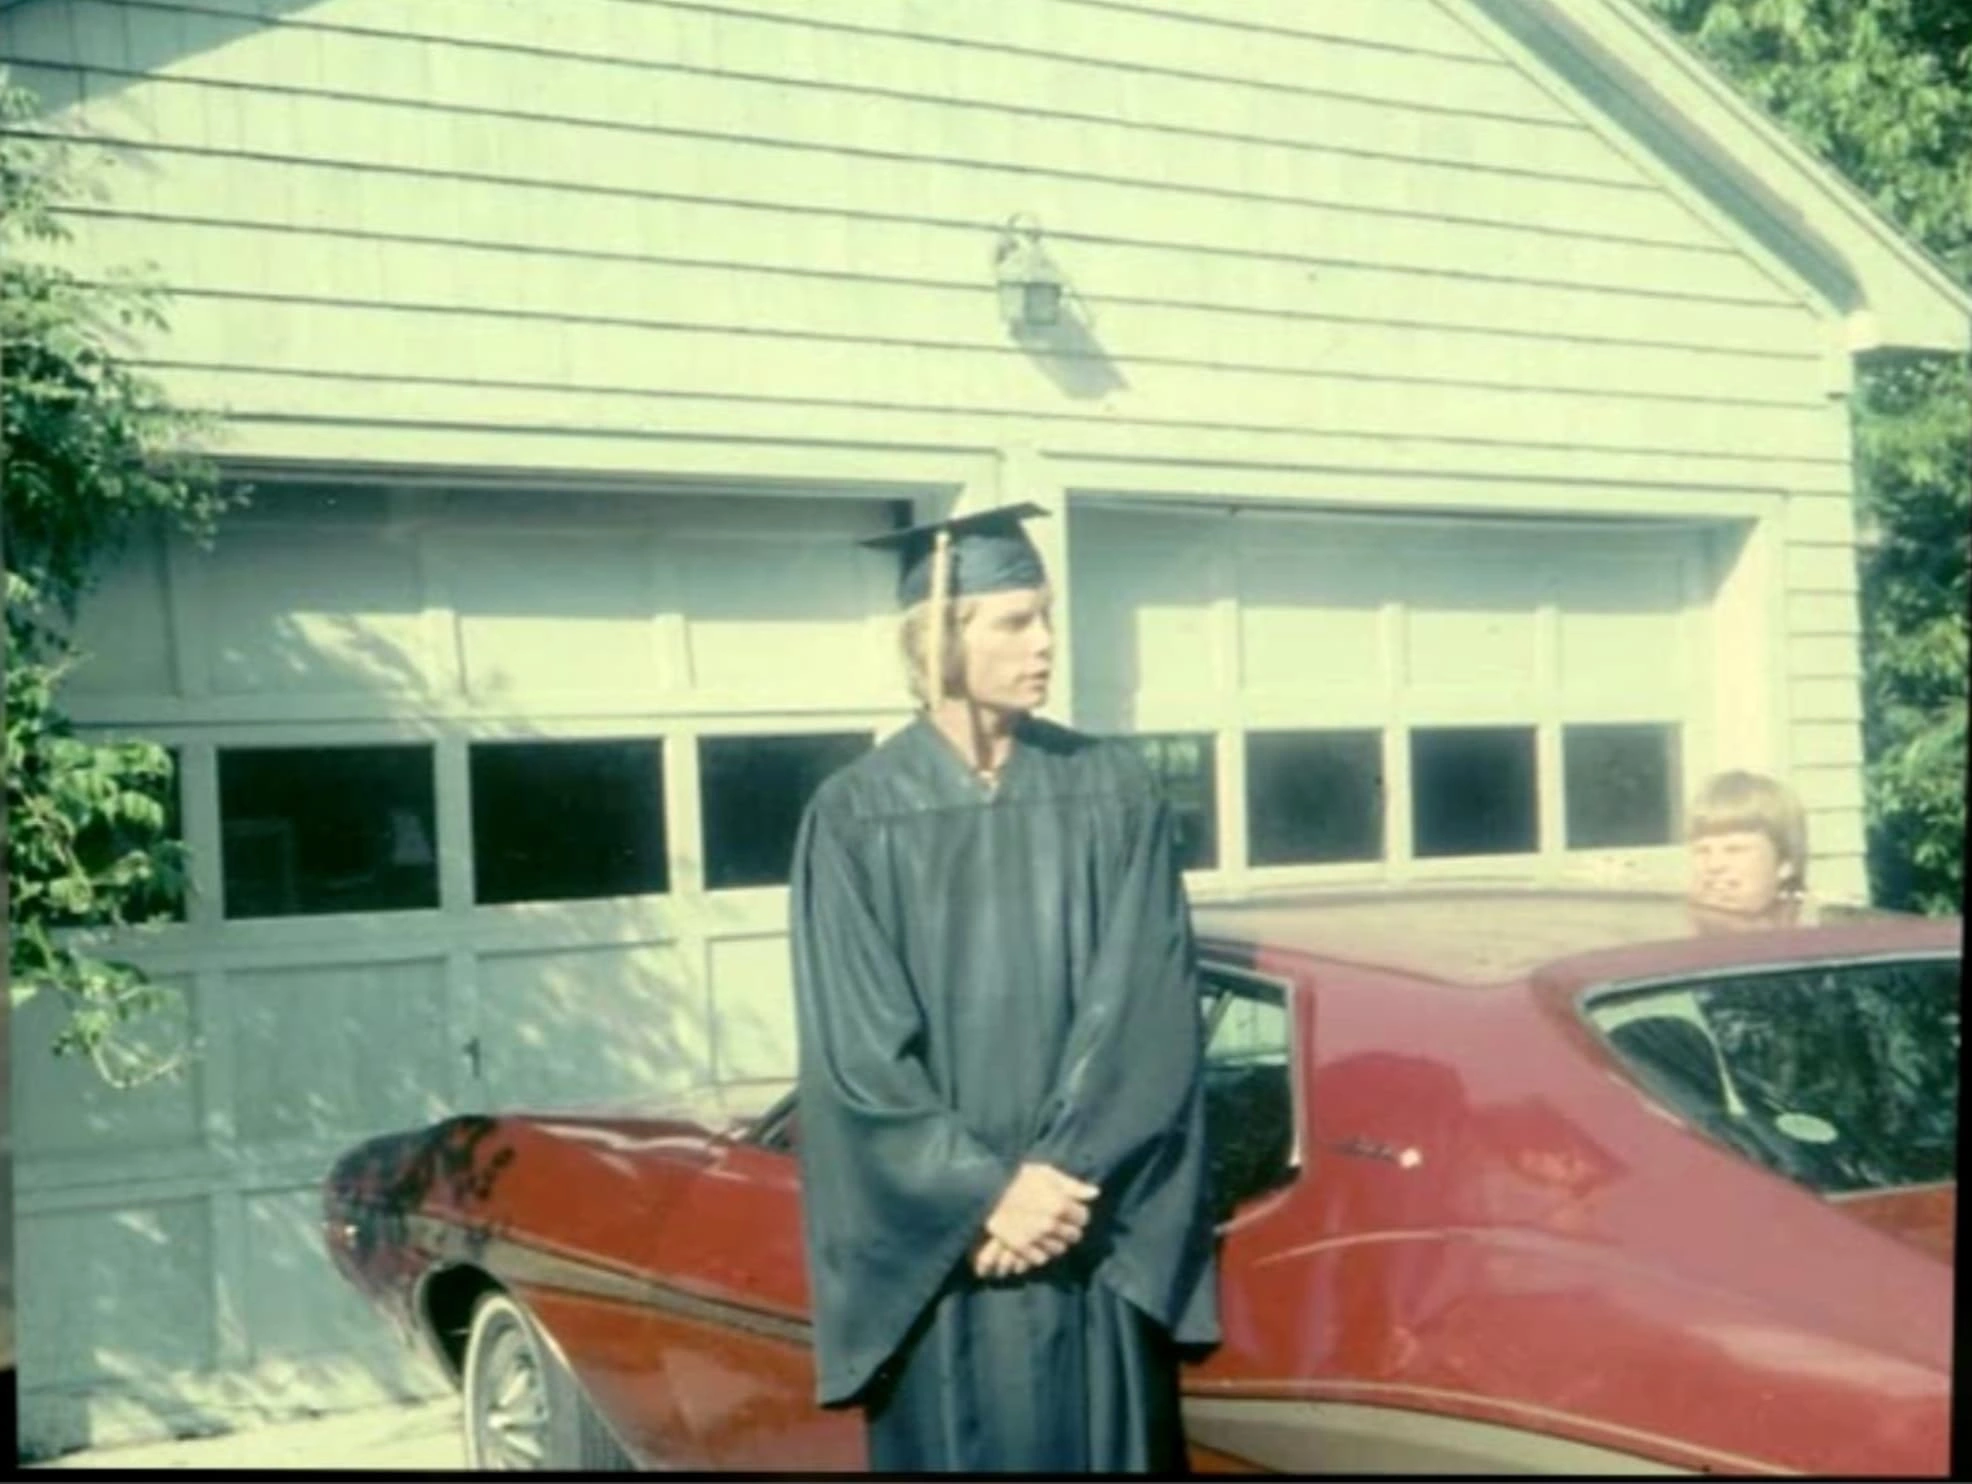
[322,889,1959,1475]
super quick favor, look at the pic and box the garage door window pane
[1246,730,1383,866]
[220,747,437,918]
[1565,724,1681,849]
[701,733,871,890]
[1411,727,1537,858]
[471,741,667,905]
[1122,733,1219,871]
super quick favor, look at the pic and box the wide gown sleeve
[1025,776,1220,1343]
[1027,787,1199,1182]
[789,799,1016,1406]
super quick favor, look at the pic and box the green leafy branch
[4,79,241,1085]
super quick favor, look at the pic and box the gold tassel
[926,527,953,705]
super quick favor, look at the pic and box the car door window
[1584,955,1959,1194]
[1199,968,1298,1222]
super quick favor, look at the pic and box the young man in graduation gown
[788,503,1220,1473]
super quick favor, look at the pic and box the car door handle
[1325,1135,1423,1168]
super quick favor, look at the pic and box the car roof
[1190,886,1938,988]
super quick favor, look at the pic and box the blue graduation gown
[789,715,1219,1471]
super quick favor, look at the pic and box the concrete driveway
[33,1399,464,1472]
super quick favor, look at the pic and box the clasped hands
[970,1161,1100,1281]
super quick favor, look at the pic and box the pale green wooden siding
[9,2,1830,436]
[3,0,1872,937]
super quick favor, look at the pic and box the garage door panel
[448,530,670,699]
[18,1199,217,1387]
[1554,554,1688,694]
[477,942,710,1111]
[680,537,891,697]
[240,1185,426,1369]
[65,530,179,698]
[232,960,453,1149]
[1394,547,1542,687]
[708,934,798,1082]
[1402,686,1548,725]
[1547,693,1694,724]
[207,525,435,697]
[1239,688,1392,730]
[1404,606,1539,689]
[1070,512,1221,699]
[1236,541,1387,692]
[13,978,204,1163]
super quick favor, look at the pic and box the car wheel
[461,1290,632,1471]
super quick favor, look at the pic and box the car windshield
[1584,954,1959,1197]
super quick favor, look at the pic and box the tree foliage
[4,80,238,1084]
[1644,0,1970,914]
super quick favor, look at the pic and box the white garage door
[15,482,906,1453]
[1070,503,1716,895]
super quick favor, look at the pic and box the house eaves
[1463,0,1972,356]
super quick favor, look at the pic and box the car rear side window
[1585,955,1959,1195]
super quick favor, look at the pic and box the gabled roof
[1461,0,1971,355]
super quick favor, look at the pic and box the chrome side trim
[402,1213,813,1348]
[1183,1388,1789,1476]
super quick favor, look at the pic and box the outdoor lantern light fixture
[993,213,1064,330]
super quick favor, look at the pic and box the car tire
[460,1290,633,1472]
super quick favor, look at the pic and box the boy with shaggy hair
[1687,769,1811,923]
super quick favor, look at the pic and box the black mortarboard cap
[861,502,1050,607]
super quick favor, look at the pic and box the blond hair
[1688,770,1809,893]
[897,595,979,706]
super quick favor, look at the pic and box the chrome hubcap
[474,1319,550,1469]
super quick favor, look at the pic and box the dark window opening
[1410,726,1537,858]
[1121,733,1219,871]
[1565,723,1681,849]
[220,746,437,918]
[1199,974,1295,1223]
[700,733,871,890]
[471,740,667,905]
[1246,730,1383,867]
